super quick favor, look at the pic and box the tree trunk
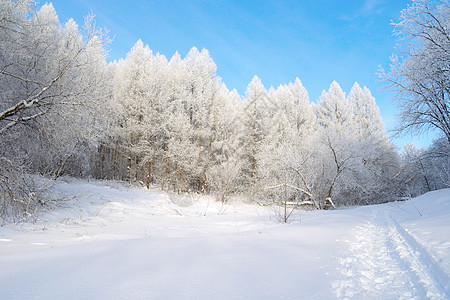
[147,159,153,189]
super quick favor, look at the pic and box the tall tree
[206,87,243,202]
[241,76,270,193]
[348,82,384,139]
[256,79,321,215]
[315,82,399,207]
[382,0,450,143]
[112,40,162,183]
[0,1,109,220]
[315,81,350,130]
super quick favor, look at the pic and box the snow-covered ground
[0,179,449,299]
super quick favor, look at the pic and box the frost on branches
[0,1,109,221]
[382,0,450,143]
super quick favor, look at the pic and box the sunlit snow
[0,179,449,299]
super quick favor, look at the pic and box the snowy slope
[0,179,449,299]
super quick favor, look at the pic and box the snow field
[0,179,449,299]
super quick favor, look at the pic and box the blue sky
[49,0,435,149]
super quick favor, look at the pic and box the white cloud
[340,0,385,22]
[361,0,385,16]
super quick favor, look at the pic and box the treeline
[0,1,448,221]
[99,40,399,210]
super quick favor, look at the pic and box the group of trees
[0,1,109,220]
[101,43,400,211]
[383,0,450,144]
[0,0,449,222]
[382,0,450,198]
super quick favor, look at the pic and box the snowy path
[334,209,450,299]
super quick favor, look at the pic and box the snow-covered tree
[206,88,243,202]
[256,79,320,213]
[160,47,222,193]
[382,0,450,144]
[241,76,271,194]
[398,138,450,198]
[348,82,384,139]
[0,1,109,220]
[316,81,350,130]
[315,82,399,207]
[111,40,163,183]
[423,138,450,190]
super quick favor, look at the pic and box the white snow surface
[0,178,449,299]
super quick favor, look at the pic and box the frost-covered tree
[348,82,384,139]
[162,47,222,193]
[382,0,450,143]
[0,1,109,220]
[314,82,354,207]
[256,79,320,213]
[241,76,271,194]
[397,144,431,197]
[108,44,228,193]
[206,88,243,202]
[0,3,108,176]
[342,83,400,204]
[110,40,165,183]
[316,81,350,130]
[380,0,450,200]
[398,138,450,198]
[315,82,399,207]
[0,3,108,139]
[422,138,450,190]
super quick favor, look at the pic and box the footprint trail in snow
[333,212,450,299]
